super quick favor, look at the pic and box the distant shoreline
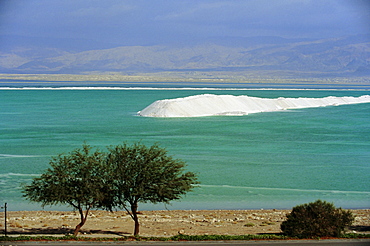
[1,73,369,85]
[1,82,370,91]
[1,87,369,91]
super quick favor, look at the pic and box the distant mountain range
[1,34,369,77]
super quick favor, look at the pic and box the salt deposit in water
[138,94,370,117]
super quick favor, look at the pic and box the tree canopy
[23,142,198,236]
[104,142,198,235]
[23,145,108,236]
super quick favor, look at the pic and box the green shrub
[281,200,354,238]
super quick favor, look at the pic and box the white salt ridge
[138,94,370,117]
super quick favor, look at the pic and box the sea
[1,82,369,211]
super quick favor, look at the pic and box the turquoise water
[1,88,369,211]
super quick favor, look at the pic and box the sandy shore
[1,209,369,238]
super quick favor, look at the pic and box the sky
[0,0,369,48]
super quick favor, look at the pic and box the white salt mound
[137,94,370,118]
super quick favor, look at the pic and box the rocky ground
[2,209,369,238]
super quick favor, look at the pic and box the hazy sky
[1,0,369,47]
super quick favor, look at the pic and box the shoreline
[1,86,370,91]
[1,73,369,91]
[2,209,369,237]
[0,72,369,83]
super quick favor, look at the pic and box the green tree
[104,142,198,235]
[281,200,354,238]
[23,145,107,236]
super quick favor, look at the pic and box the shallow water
[0,88,369,210]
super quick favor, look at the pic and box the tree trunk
[73,207,90,236]
[73,223,84,237]
[131,203,140,236]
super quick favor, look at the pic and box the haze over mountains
[1,34,369,78]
